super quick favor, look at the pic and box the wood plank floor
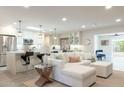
[0,68,124,87]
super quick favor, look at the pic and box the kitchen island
[6,50,41,74]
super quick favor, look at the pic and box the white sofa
[48,52,113,87]
[50,58,96,87]
[50,52,93,61]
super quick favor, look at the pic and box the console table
[35,65,52,87]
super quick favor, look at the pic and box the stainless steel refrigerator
[0,35,17,67]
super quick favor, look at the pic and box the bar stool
[21,51,34,65]
[37,54,45,64]
[37,53,50,64]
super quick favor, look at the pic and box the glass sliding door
[112,39,124,57]
[112,38,124,71]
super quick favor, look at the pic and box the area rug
[23,76,66,87]
[24,70,124,87]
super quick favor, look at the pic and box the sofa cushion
[65,60,91,66]
[78,60,91,65]
[90,61,112,67]
[55,53,65,60]
[48,58,66,69]
[62,64,96,80]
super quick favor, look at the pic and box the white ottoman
[90,61,113,78]
[61,64,96,87]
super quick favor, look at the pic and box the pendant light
[53,28,57,45]
[38,25,43,39]
[18,20,22,37]
[39,25,42,36]
[54,28,57,40]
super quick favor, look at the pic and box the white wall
[17,31,43,50]
[81,25,124,54]
[0,25,17,35]
[97,35,112,61]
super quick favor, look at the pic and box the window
[113,40,124,52]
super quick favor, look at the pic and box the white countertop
[7,50,40,54]
[7,50,25,54]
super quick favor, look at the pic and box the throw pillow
[56,54,64,60]
[68,56,81,63]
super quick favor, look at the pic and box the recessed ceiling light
[105,6,112,10]
[115,18,122,23]
[62,17,67,22]
[81,25,86,28]
[13,22,17,25]
[24,6,30,8]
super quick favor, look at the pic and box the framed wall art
[101,40,109,46]
[60,38,70,51]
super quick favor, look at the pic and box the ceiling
[0,6,124,34]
